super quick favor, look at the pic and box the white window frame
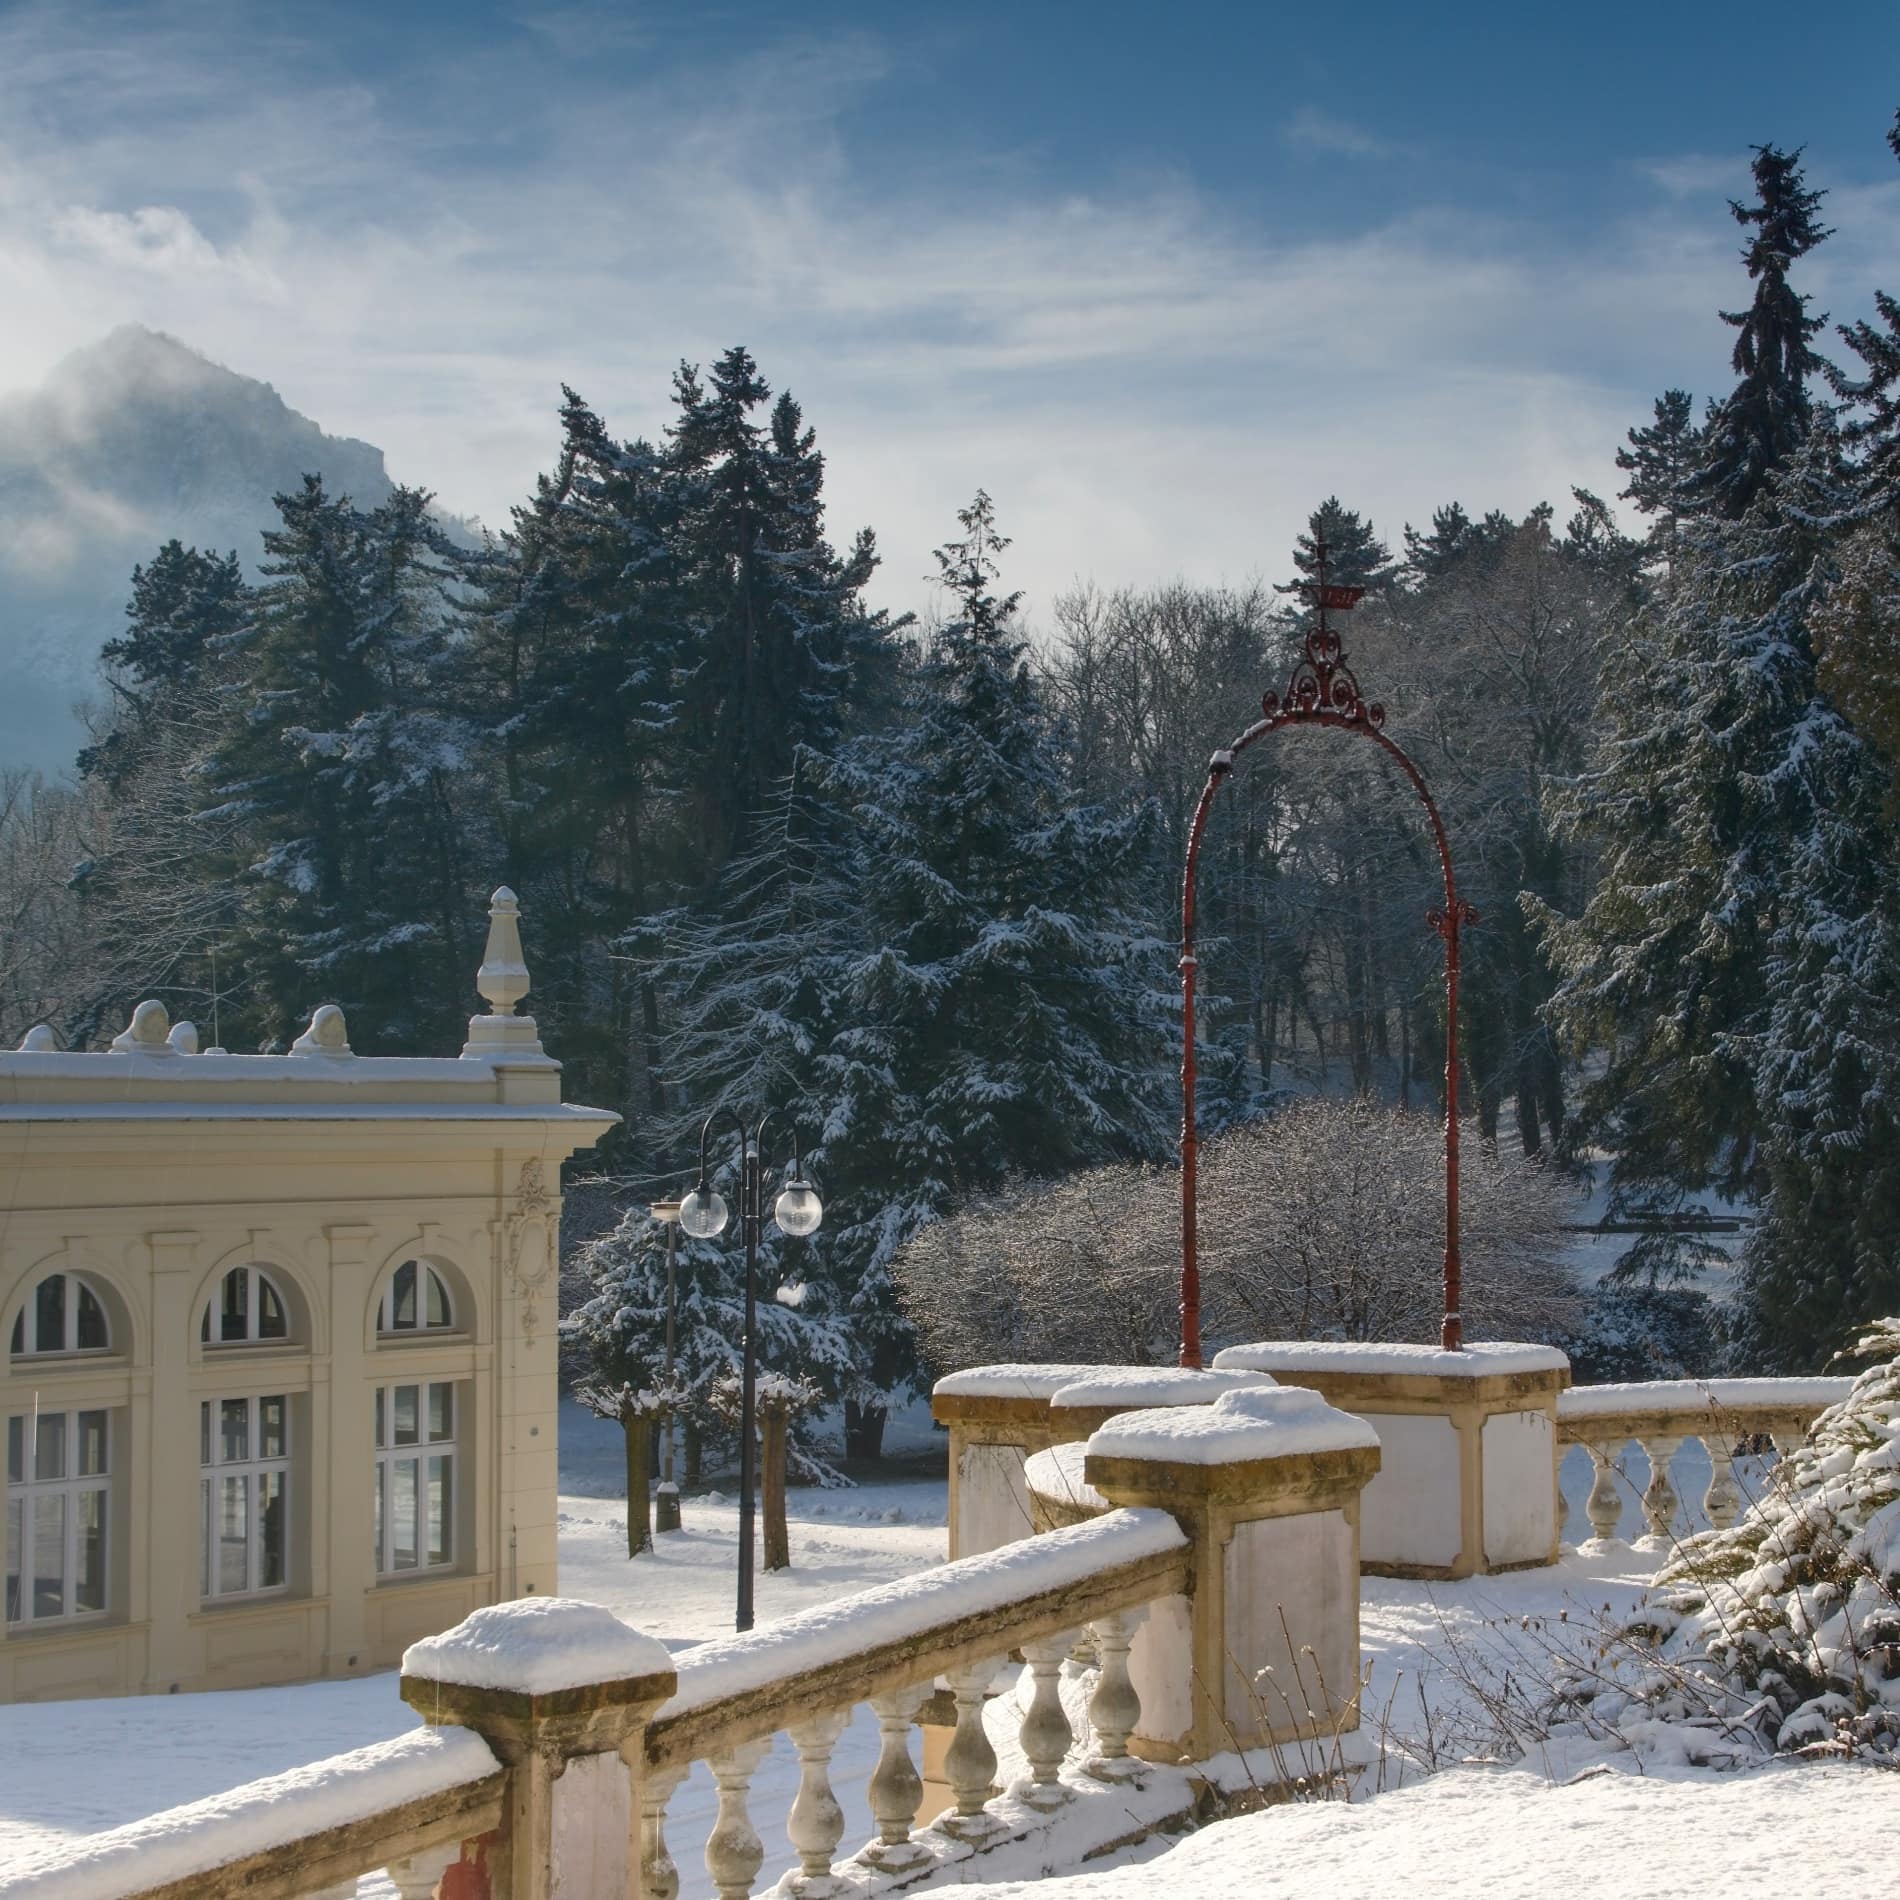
[372,1380,458,1578]
[6,1408,110,1627]
[9,1273,111,1358]
[376,1261,456,1337]
[201,1266,292,1348]
[199,1394,292,1602]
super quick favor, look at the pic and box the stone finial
[167,1020,200,1054]
[476,887,531,1017]
[110,999,171,1051]
[291,1003,352,1056]
[17,1025,56,1052]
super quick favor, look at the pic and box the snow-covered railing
[640,1507,1191,1899]
[0,1725,503,1900]
[1555,1376,1853,1545]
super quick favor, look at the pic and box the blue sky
[3,0,1898,620]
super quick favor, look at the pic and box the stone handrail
[1555,1376,1853,1545]
[0,1726,503,1900]
[640,1507,1192,1900]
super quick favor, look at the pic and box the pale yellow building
[0,890,614,1703]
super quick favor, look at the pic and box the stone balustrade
[1554,1376,1852,1547]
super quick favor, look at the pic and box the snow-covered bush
[1571,1319,1900,1760]
[892,1098,1579,1372]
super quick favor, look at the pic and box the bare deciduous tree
[893,1097,1580,1373]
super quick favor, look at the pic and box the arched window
[377,1261,455,1336]
[200,1267,291,1347]
[9,1274,110,1358]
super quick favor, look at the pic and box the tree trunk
[844,1399,887,1462]
[685,1416,703,1487]
[761,1407,790,1572]
[623,1411,652,1557]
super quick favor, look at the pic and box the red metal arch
[1177,570,1476,1367]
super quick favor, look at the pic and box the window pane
[373,1386,385,1451]
[217,1474,249,1594]
[200,1402,212,1468]
[33,1493,65,1619]
[390,1261,417,1331]
[75,1285,107,1351]
[201,1304,211,1344]
[392,1459,419,1570]
[9,1310,23,1356]
[35,1276,64,1354]
[221,1268,249,1342]
[74,1489,106,1613]
[34,1412,66,1483]
[424,1268,451,1330]
[428,1384,454,1444]
[259,1470,287,1589]
[77,1412,107,1477]
[258,1397,287,1461]
[392,1385,419,1448]
[373,1462,385,1569]
[427,1454,453,1566]
[7,1416,20,1485]
[6,1495,20,1621]
[258,1277,287,1340]
[201,1478,211,1598]
[220,1398,249,1465]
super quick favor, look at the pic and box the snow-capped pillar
[1084,1386,1380,1762]
[1210,1341,1572,1579]
[401,1598,677,1900]
[929,1365,1107,1559]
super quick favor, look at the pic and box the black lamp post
[677,1108,822,1633]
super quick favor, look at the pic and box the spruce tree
[1616,390,1702,572]
[1682,145,1832,519]
[201,478,477,1050]
[1287,497,1395,590]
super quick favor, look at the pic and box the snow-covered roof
[1214,1341,1570,1379]
[401,1598,673,1697]
[1087,1385,1380,1465]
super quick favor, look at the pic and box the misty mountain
[0,327,397,775]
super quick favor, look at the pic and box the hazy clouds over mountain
[0,326,394,775]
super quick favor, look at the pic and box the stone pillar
[142,1229,201,1693]
[1211,1342,1570,1580]
[401,1597,676,1900]
[1084,1384,1380,1762]
[930,1367,1100,1559]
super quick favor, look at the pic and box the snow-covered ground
[0,1401,1890,1897]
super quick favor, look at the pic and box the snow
[1023,1441,1106,1513]
[1086,1384,1380,1463]
[1047,1367,1273,1410]
[1214,1341,1570,1379]
[401,1596,673,1696]
[1556,1376,1851,1419]
[0,1726,496,1900]
[933,1364,1115,1402]
[945,1759,1894,1899]
[662,1508,1185,1719]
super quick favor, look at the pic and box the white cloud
[1282,107,1397,161]
[0,2,1894,635]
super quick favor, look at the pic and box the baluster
[387,1845,458,1899]
[706,1738,771,1900]
[1084,1609,1145,1781]
[1636,1434,1684,1545]
[1701,1434,1742,1530]
[1583,1437,1624,1543]
[938,1656,1006,1841]
[638,1762,688,1900]
[1017,1635,1077,1810]
[863,1685,931,1870]
[786,1710,850,1895]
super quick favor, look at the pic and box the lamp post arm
[696,1104,753,1189]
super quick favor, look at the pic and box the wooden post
[761,1403,790,1572]
[624,1408,653,1558]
